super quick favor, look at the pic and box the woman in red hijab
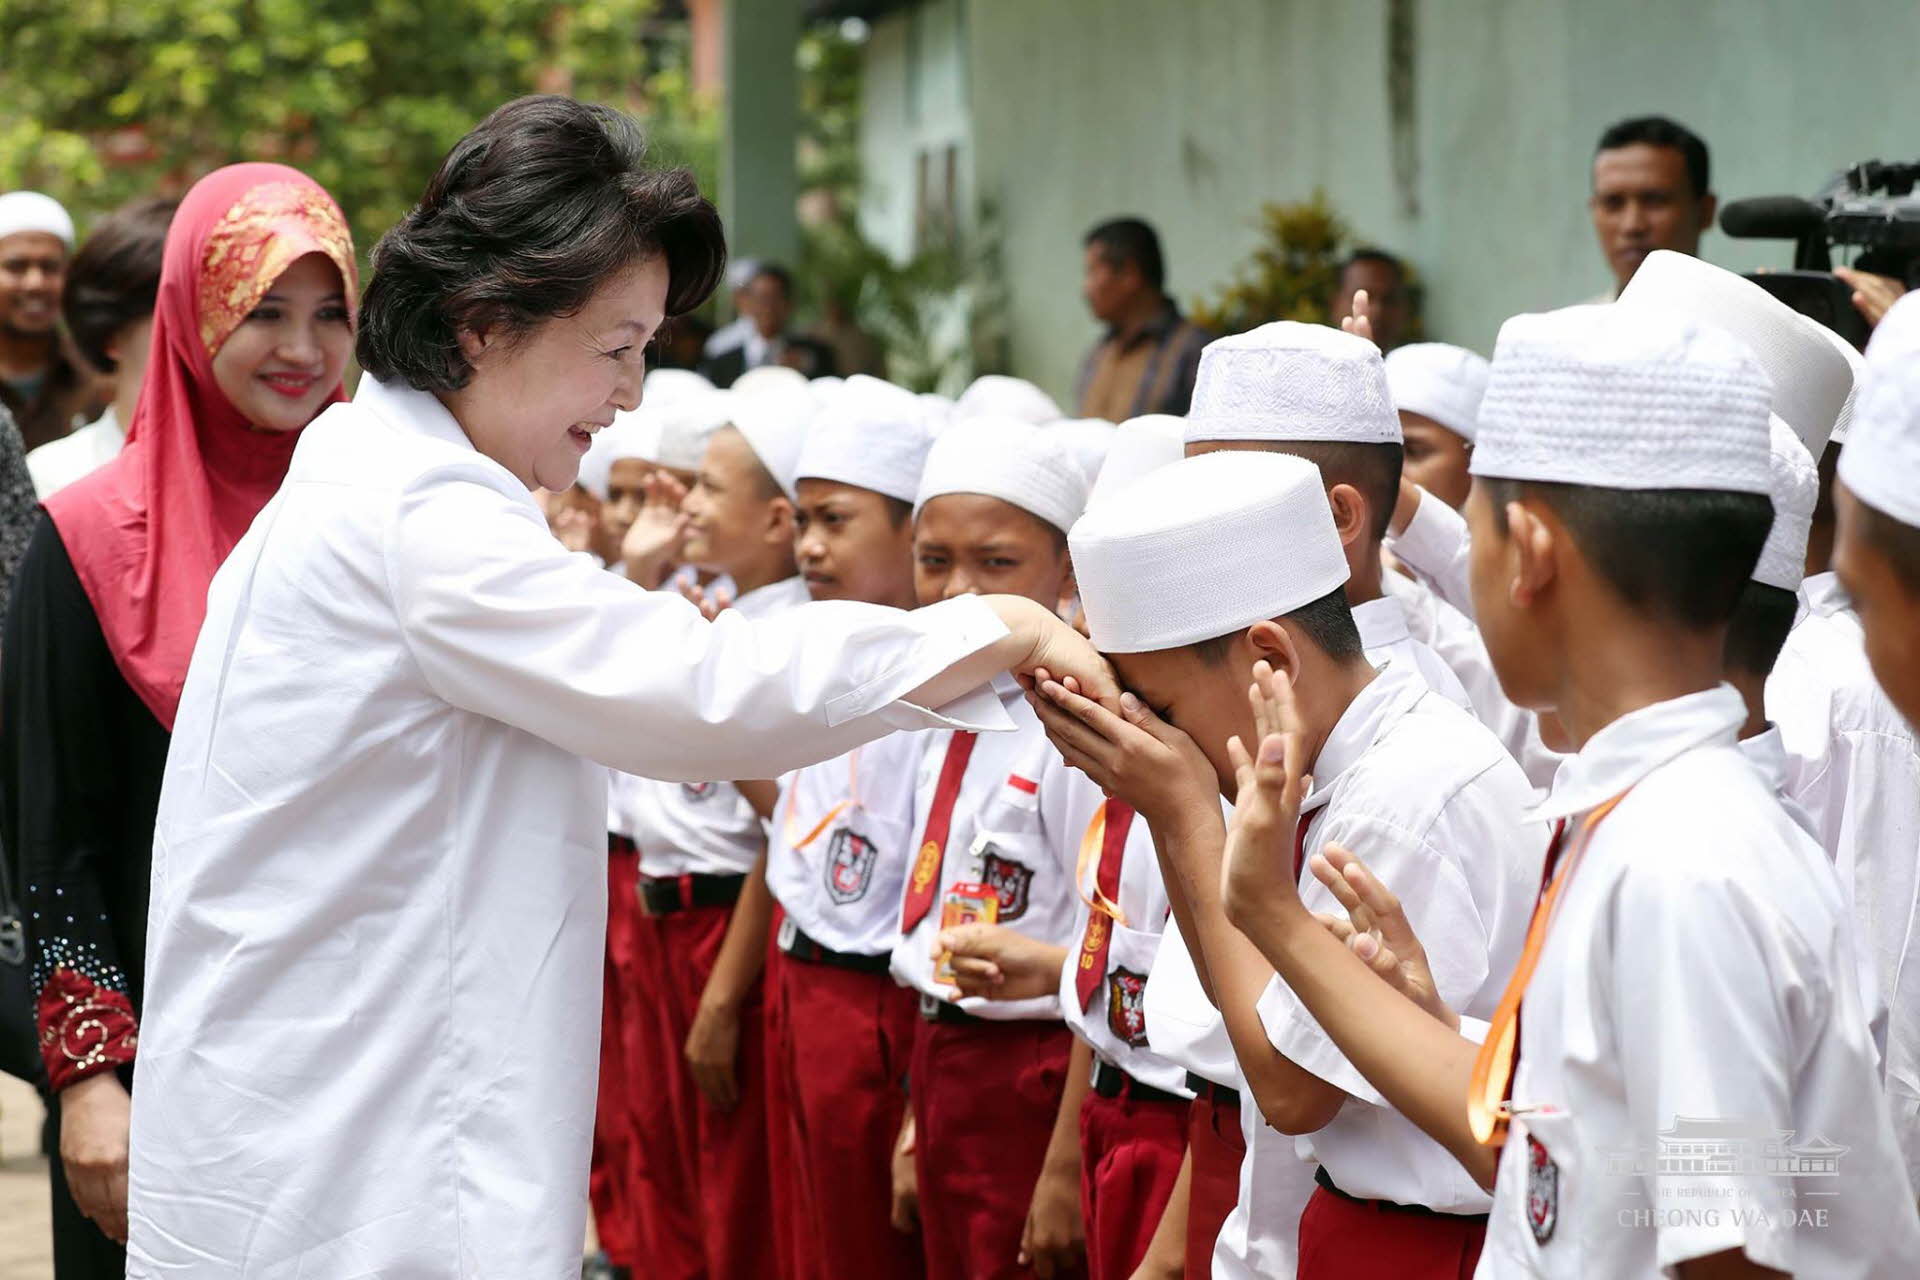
[0,162,355,1277]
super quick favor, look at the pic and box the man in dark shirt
[1074,217,1209,419]
[697,261,837,387]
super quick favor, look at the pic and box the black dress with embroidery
[1,514,168,1275]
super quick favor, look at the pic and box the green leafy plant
[1189,193,1350,335]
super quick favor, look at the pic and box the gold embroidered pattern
[197,181,358,358]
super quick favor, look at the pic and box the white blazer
[125,375,1011,1279]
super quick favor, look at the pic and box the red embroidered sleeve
[36,966,139,1092]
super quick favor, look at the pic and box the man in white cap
[1027,449,1543,1278]
[1383,342,1488,512]
[0,189,92,450]
[891,418,1110,1280]
[1203,304,1916,1278]
[1183,321,1563,787]
[762,377,935,1280]
[611,395,815,1280]
[1830,292,1920,1195]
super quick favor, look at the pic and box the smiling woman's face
[450,255,667,491]
[209,251,352,433]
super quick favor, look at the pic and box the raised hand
[1219,661,1312,928]
[680,580,733,621]
[1340,287,1378,347]
[619,468,691,587]
[1309,845,1459,1030]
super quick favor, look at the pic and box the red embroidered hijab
[41,163,357,729]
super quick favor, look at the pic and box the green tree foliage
[1188,194,1350,335]
[0,0,717,259]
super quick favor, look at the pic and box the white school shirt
[1255,663,1545,1212]
[25,405,124,497]
[1385,569,1566,790]
[1350,593,1470,709]
[890,677,1090,1020]
[1387,484,1475,617]
[619,575,813,877]
[1056,803,1191,1095]
[125,375,1014,1280]
[1767,570,1920,1187]
[1480,686,1920,1279]
[766,729,926,955]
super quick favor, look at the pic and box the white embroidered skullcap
[1837,291,1920,528]
[915,416,1088,534]
[1755,417,1819,593]
[952,374,1063,426]
[1185,321,1399,446]
[919,393,956,437]
[643,366,715,406]
[730,388,816,501]
[651,388,735,473]
[1071,451,1350,654]
[1384,343,1489,442]
[0,192,75,247]
[1616,251,1851,457]
[797,375,933,503]
[1048,418,1119,489]
[1471,305,1773,496]
[726,257,763,291]
[1814,325,1865,445]
[1088,415,1185,510]
[731,364,813,402]
[811,375,844,396]
[576,414,661,501]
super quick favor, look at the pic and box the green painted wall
[862,0,1920,406]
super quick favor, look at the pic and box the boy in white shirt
[1202,303,1917,1277]
[1383,342,1488,512]
[617,402,812,1280]
[1030,449,1543,1278]
[1832,292,1920,1195]
[890,418,1104,1280]
[763,376,933,1280]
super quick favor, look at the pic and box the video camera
[1719,160,1920,348]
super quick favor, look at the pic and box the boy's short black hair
[1723,580,1799,678]
[61,195,176,373]
[1188,585,1366,666]
[1483,479,1772,628]
[1595,115,1711,198]
[1856,498,1920,595]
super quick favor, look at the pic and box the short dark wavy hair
[357,95,726,392]
[62,195,176,373]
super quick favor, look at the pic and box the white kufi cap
[1837,291,1920,528]
[1048,418,1119,489]
[1384,343,1489,441]
[797,375,934,503]
[953,375,1063,426]
[915,417,1088,534]
[730,388,816,500]
[576,414,662,501]
[0,192,75,248]
[651,389,735,473]
[1185,322,1399,445]
[1754,417,1819,592]
[1471,305,1773,495]
[1088,415,1185,509]
[1616,250,1851,456]
[1071,451,1350,653]
[1815,325,1865,445]
[732,364,813,402]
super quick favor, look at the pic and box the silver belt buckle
[776,915,799,954]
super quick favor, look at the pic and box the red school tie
[899,731,978,933]
[1075,800,1138,1011]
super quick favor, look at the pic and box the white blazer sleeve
[1389,488,1475,619]
[387,470,1013,783]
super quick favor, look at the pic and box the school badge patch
[1106,967,1149,1047]
[977,847,1033,921]
[1526,1132,1558,1245]
[824,829,877,905]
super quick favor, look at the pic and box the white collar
[732,573,810,619]
[1301,663,1427,813]
[1738,723,1789,794]
[1350,594,1412,651]
[1800,571,1849,620]
[1526,684,1745,823]
[353,374,540,513]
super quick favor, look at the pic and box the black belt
[639,872,745,916]
[1091,1059,1186,1104]
[778,919,892,975]
[607,833,637,857]
[1186,1072,1241,1109]
[918,992,986,1024]
[1312,1164,1490,1222]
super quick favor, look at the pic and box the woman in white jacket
[123,96,1109,1280]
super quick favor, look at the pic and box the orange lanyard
[1467,791,1629,1147]
[1074,801,1132,929]
[782,747,863,852]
